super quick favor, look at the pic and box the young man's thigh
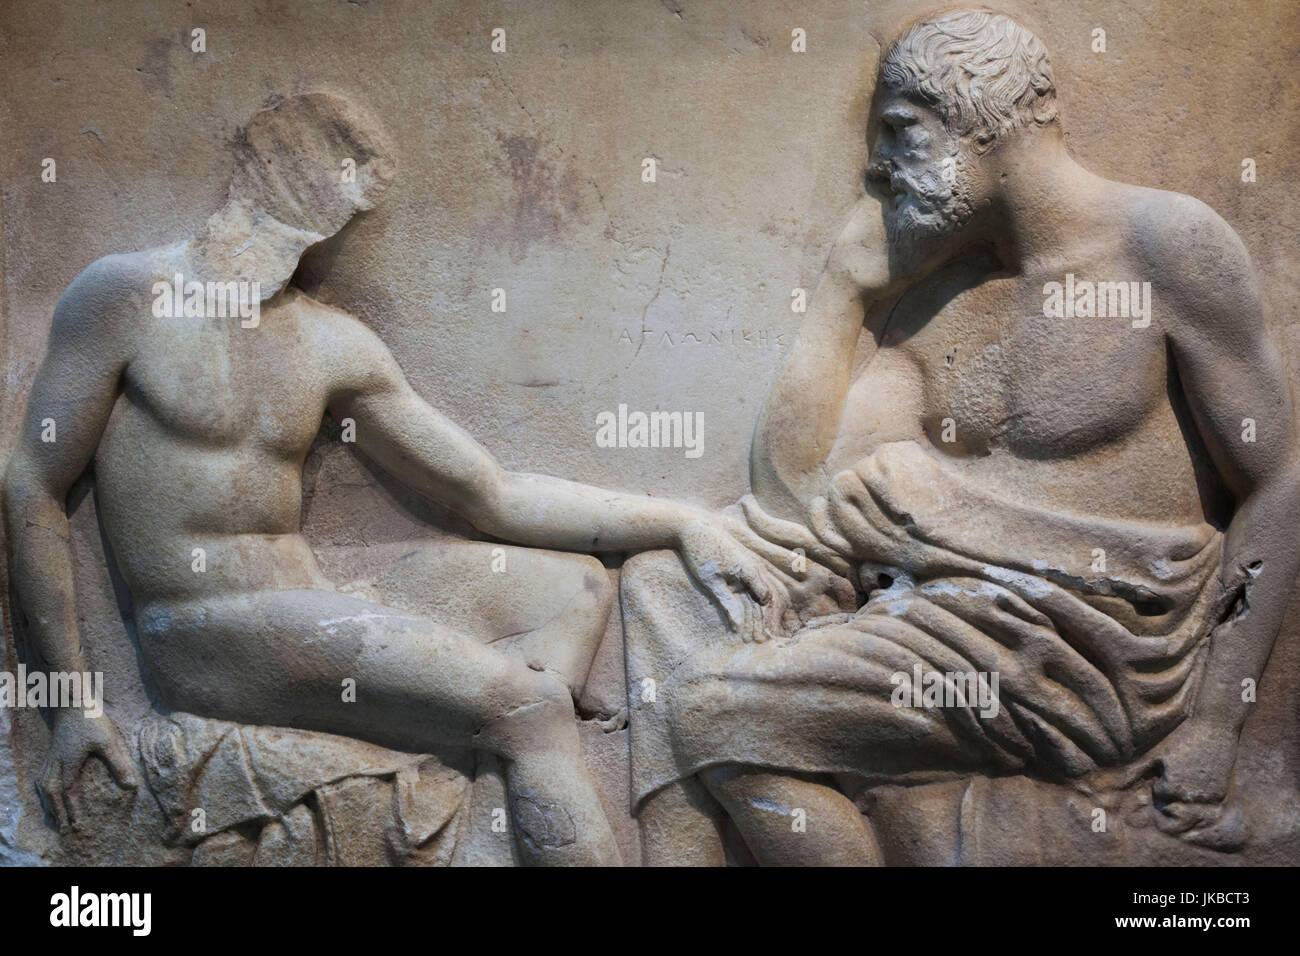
[138,587,568,753]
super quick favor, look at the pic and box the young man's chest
[122,304,328,455]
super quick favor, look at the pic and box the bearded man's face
[868,89,982,271]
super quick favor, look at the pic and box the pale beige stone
[2,1,1298,867]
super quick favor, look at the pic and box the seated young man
[3,93,796,866]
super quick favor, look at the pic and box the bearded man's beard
[882,150,977,272]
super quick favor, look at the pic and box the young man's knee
[475,667,577,758]
[619,549,685,610]
[567,555,614,632]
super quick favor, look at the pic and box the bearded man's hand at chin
[828,175,974,305]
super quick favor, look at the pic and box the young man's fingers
[64,786,85,831]
[737,497,855,578]
[741,563,772,605]
[738,496,818,549]
[98,740,141,791]
[51,795,70,834]
[807,497,855,557]
[729,524,812,582]
[40,772,69,833]
[722,560,771,607]
[709,577,744,631]
[745,596,767,644]
[1154,801,1218,835]
[739,535,808,582]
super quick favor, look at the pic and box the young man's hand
[676,511,858,643]
[40,709,139,832]
[675,516,788,643]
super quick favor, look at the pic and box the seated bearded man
[620,9,1300,865]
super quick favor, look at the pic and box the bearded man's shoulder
[1120,186,1252,283]
[1111,185,1259,329]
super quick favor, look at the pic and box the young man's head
[227,92,395,240]
[868,8,1059,266]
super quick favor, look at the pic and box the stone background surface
[2,0,1298,863]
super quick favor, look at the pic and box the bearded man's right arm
[751,190,900,521]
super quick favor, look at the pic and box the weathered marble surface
[2,0,1299,865]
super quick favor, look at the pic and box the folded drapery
[626,442,1232,807]
[137,713,513,865]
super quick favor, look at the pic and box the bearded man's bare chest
[831,273,1178,468]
